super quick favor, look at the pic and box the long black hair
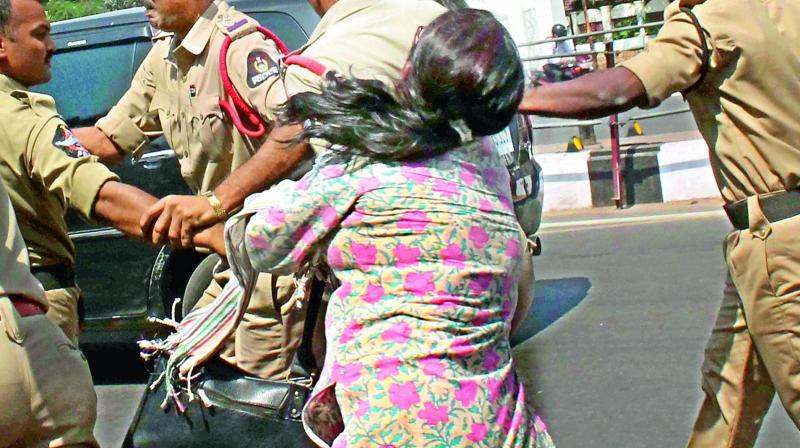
[278,8,524,161]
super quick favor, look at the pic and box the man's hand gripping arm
[140,123,311,247]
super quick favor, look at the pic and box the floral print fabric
[232,139,555,447]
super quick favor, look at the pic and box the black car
[36,0,543,350]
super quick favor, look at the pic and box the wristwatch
[201,191,228,220]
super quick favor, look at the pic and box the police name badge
[52,124,90,158]
[246,50,278,88]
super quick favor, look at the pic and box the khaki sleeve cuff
[70,161,119,222]
[618,56,670,109]
[96,111,151,159]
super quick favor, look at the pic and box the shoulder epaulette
[216,10,257,41]
[9,90,58,119]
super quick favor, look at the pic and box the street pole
[577,0,598,147]
[605,39,624,208]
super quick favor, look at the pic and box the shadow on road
[511,277,592,347]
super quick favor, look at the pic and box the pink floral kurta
[230,139,554,447]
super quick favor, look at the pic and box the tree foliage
[46,0,138,22]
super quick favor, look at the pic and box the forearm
[73,127,127,165]
[94,181,158,239]
[519,67,648,119]
[193,224,226,256]
[214,123,311,213]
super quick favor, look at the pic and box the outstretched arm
[139,123,311,247]
[225,152,362,276]
[216,123,311,213]
[519,67,648,119]
[93,181,159,239]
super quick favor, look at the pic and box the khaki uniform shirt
[0,180,47,308]
[619,0,800,203]
[96,0,283,194]
[245,0,446,154]
[0,75,118,268]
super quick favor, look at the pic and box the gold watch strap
[202,191,228,220]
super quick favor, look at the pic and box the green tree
[46,0,138,22]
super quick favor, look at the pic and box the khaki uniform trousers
[44,287,80,345]
[688,197,800,448]
[0,298,97,448]
[193,261,306,380]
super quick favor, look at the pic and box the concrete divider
[657,139,720,202]
[538,151,594,211]
[536,139,720,211]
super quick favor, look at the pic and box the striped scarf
[138,272,256,411]
[138,208,266,410]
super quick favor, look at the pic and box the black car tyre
[181,253,221,320]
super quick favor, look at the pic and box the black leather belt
[724,190,800,230]
[31,264,76,291]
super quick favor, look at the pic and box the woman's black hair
[278,8,524,161]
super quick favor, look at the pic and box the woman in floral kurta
[222,9,554,448]
[232,138,552,447]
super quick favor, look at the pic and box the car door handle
[133,149,176,170]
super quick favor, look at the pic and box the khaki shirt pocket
[190,95,230,163]
[148,90,181,156]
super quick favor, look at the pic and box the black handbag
[123,279,324,448]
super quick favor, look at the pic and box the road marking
[540,209,726,232]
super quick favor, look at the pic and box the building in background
[469,0,567,70]
[469,0,669,75]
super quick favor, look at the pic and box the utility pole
[579,0,598,146]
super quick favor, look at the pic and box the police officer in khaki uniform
[0,179,98,448]
[0,0,160,345]
[519,0,800,446]
[75,0,312,380]
[132,0,448,241]
[75,0,447,379]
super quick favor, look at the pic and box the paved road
[92,202,800,447]
[518,202,799,447]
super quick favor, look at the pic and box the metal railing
[523,19,671,209]
[518,21,664,49]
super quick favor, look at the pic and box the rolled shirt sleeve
[95,43,164,158]
[29,117,119,222]
[618,2,713,108]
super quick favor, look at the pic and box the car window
[34,40,142,127]
[248,11,308,50]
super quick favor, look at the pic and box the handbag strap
[680,6,711,95]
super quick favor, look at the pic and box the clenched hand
[140,194,219,247]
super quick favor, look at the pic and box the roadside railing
[521,21,679,209]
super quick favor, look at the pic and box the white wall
[468,0,568,70]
